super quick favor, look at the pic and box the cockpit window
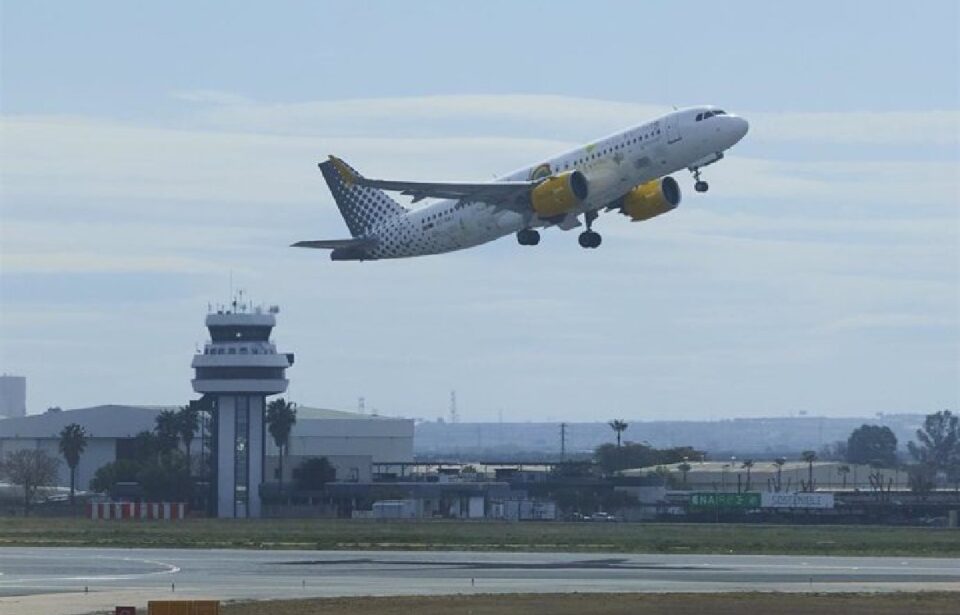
[698,109,725,120]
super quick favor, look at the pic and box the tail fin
[319,157,408,238]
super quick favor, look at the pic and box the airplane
[293,106,748,260]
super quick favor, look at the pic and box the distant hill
[414,414,927,460]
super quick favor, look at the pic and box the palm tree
[773,457,786,492]
[802,450,817,491]
[175,405,200,474]
[266,398,297,493]
[608,419,629,448]
[838,464,851,489]
[741,459,754,492]
[678,462,692,488]
[154,409,180,456]
[58,423,87,504]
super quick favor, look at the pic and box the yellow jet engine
[618,177,681,221]
[530,171,589,217]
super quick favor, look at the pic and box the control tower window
[209,326,272,342]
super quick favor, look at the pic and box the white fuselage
[364,106,748,259]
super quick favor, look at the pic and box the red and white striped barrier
[88,502,186,520]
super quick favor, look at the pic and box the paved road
[1,548,958,614]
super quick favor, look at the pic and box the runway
[1,548,958,614]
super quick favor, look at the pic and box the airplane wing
[328,156,536,207]
[291,237,376,250]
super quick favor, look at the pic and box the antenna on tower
[449,390,459,424]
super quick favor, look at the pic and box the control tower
[192,300,293,518]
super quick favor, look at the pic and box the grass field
[1,517,959,556]
[220,592,960,615]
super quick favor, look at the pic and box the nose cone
[731,116,749,141]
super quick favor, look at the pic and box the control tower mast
[191,298,293,518]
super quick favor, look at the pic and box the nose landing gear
[578,209,602,249]
[578,231,601,248]
[517,229,540,246]
[692,167,709,193]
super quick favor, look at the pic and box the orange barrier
[147,600,219,615]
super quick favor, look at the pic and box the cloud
[169,89,254,105]
[825,313,958,331]
[172,92,960,146]
[2,114,955,217]
[748,110,960,146]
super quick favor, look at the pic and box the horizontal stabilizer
[291,238,375,250]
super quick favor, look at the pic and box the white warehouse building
[0,404,414,493]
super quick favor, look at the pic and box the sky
[1,1,958,422]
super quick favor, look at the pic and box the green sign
[689,492,761,510]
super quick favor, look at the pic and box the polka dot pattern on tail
[319,159,409,237]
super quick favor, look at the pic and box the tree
[837,464,851,489]
[678,462,692,487]
[154,409,180,455]
[296,457,337,491]
[89,459,141,495]
[58,423,88,504]
[1,449,60,514]
[846,424,898,468]
[594,442,705,476]
[773,457,786,492]
[136,454,192,501]
[819,440,847,461]
[801,450,817,491]
[608,419,629,448]
[130,430,160,464]
[908,410,959,474]
[741,459,754,491]
[266,398,297,492]
[175,405,200,474]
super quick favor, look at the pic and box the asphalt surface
[1,548,959,614]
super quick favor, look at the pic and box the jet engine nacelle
[619,176,681,221]
[531,171,589,217]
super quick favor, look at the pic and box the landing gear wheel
[517,229,540,246]
[691,167,709,193]
[578,231,602,249]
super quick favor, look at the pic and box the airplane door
[665,113,681,144]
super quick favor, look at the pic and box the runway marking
[0,556,180,586]
[266,557,960,575]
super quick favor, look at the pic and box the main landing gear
[517,228,540,246]
[578,210,602,249]
[692,167,709,193]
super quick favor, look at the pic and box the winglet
[328,155,359,186]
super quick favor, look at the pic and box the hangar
[0,404,414,496]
